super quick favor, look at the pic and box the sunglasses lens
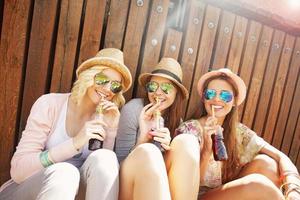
[160,83,174,94]
[146,82,159,93]
[204,89,216,100]
[110,81,122,93]
[94,73,110,85]
[220,90,233,103]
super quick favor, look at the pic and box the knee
[243,174,283,200]
[170,134,200,161]
[129,143,165,172]
[46,162,80,189]
[252,154,278,173]
[87,149,119,175]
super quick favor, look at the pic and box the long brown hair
[143,79,185,139]
[195,75,241,183]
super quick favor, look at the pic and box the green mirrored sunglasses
[146,81,174,94]
[94,72,122,94]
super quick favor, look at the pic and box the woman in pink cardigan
[0,48,132,200]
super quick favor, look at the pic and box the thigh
[238,154,280,187]
[199,174,283,200]
[0,170,45,200]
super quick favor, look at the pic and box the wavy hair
[70,65,126,108]
[194,75,241,183]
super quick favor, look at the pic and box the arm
[10,94,79,183]
[115,99,142,163]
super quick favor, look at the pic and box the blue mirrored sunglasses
[204,89,233,103]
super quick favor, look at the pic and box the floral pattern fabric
[175,120,267,188]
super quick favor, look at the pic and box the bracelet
[39,150,54,168]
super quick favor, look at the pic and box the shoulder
[31,93,69,118]
[35,93,69,105]
[176,119,203,136]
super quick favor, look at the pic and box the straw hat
[197,68,247,106]
[76,48,132,92]
[138,58,189,99]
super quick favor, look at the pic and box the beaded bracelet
[39,150,54,168]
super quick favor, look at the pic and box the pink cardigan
[1,93,79,190]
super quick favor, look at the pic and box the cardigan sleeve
[10,94,79,183]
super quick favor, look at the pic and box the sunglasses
[94,72,122,94]
[146,81,174,94]
[204,89,233,103]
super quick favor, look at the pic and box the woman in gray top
[115,58,201,200]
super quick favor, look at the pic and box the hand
[202,117,219,156]
[287,190,300,200]
[149,127,171,151]
[138,102,160,143]
[100,100,120,129]
[73,119,107,150]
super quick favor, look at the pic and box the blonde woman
[176,68,300,200]
[0,48,132,200]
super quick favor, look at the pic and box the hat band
[152,69,182,83]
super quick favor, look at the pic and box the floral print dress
[175,119,267,189]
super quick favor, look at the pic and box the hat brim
[197,70,246,106]
[76,57,132,92]
[139,73,189,99]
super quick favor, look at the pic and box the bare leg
[238,154,281,187]
[119,143,171,200]
[200,174,284,200]
[164,134,200,200]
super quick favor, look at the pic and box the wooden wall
[1,0,300,185]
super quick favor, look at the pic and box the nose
[154,86,164,95]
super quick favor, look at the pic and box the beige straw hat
[197,68,247,106]
[138,57,189,99]
[76,48,132,92]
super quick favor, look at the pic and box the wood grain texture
[272,38,300,149]
[50,0,83,93]
[0,0,31,185]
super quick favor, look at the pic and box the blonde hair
[70,65,126,108]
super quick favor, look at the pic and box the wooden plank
[281,71,300,156]
[212,10,235,68]
[263,35,295,143]
[0,0,31,186]
[242,25,273,130]
[104,0,130,49]
[122,0,150,100]
[227,16,248,73]
[50,0,84,93]
[78,0,106,65]
[272,38,300,149]
[252,30,285,136]
[19,0,58,142]
[185,5,221,119]
[289,109,300,163]
[0,0,4,40]
[238,21,262,120]
[180,0,205,118]
[162,28,182,59]
[135,0,170,97]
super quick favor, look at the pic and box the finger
[144,103,160,117]
[161,143,171,151]
[87,127,106,137]
[88,132,104,141]
[141,103,154,113]
[158,127,170,134]
[153,136,170,146]
[90,119,108,127]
